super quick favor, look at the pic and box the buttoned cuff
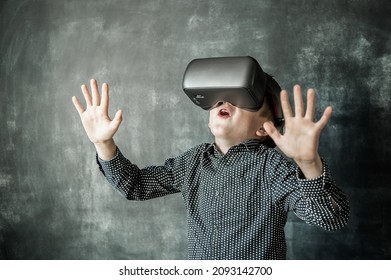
[297,158,331,197]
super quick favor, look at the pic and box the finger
[316,106,333,130]
[81,84,92,107]
[72,96,85,115]
[110,110,123,131]
[101,83,109,115]
[293,84,304,117]
[263,121,281,146]
[91,79,100,106]
[305,88,316,120]
[280,90,293,119]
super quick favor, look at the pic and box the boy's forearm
[295,155,323,179]
[94,139,117,160]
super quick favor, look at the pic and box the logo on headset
[194,94,205,99]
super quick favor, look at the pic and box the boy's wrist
[295,155,323,179]
[94,139,117,161]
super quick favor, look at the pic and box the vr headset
[182,56,284,131]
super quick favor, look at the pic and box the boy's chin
[209,127,237,140]
[208,125,228,138]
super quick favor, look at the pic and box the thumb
[263,121,281,144]
[110,109,123,131]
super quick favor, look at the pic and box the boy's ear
[256,126,268,137]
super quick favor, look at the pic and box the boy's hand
[263,85,332,178]
[72,79,122,160]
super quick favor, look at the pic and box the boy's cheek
[208,112,218,128]
[208,115,212,128]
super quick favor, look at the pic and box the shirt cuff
[96,147,125,176]
[296,158,331,197]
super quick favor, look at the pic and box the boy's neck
[214,137,257,155]
[214,139,231,155]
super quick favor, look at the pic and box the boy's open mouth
[218,108,231,118]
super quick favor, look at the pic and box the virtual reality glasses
[182,56,284,127]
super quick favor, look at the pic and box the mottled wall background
[0,0,390,259]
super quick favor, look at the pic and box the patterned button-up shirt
[97,139,349,259]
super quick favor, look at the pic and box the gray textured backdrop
[1,0,390,259]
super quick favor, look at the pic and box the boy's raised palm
[72,79,122,144]
[263,85,332,166]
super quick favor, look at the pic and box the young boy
[72,76,349,260]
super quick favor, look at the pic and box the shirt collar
[203,139,268,155]
[243,139,265,151]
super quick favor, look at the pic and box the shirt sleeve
[268,151,350,231]
[96,147,188,201]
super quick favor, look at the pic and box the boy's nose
[209,101,225,110]
[210,101,234,110]
[216,101,224,107]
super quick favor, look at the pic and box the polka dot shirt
[97,139,349,260]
